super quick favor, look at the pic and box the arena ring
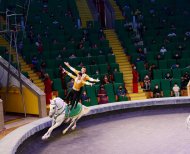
[1,97,190,154]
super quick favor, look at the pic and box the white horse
[42,97,90,140]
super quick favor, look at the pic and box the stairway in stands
[76,0,93,28]
[104,30,147,100]
[0,36,44,90]
[108,0,124,20]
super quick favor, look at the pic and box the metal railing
[0,57,47,117]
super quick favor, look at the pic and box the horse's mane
[54,97,66,107]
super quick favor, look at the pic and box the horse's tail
[82,105,90,115]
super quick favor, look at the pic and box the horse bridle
[51,99,65,109]
[50,100,66,118]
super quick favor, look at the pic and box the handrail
[87,0,99,21]
[104,0,115,28]
[0,57,44,95]
[0,56,47,117]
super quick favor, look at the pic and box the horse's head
[49,97,66,118]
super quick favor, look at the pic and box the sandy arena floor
[17,107,190,154]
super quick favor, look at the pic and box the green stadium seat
[107,55,116,63]
[52,78,62,91]
[99,64,108,74]
[82,100,91,107]
[46,59,56,69]
[130,53,139,63]
[91,74,101,82]
[94,84,100,93]
[172,69,181,79]
[75,49,84,57]
[63,49,75,58]
[114,72,124,83]
[49,50,59,58]
[113,82,128,101]
[45,69,54,79]
[88,56,97,64]
[159,60,167,69]
[71,57,82,67]
[84,65,91,75]
[178,59,188,68]
[153,70,162,79]
[181,51,190,58]
[90,48,99,56]
[148,60,158,67]
[104,83,116,103]
[181,67,190,75]
[42,51,50,59]
[139,70,149,81]
[102,47,112,55]
[136,61,145,72]
[163,90,171,97]
[146,53,154,60]
[164,51,172,59]
[113,83,124,93]
[85,85,98,106]
[90,65,99,75]
[171,79,181,89]
[167,59,176,68]
[110,63,120,72]
[54,68,60,78]
[97,55,106,64]
[58,89,65,99]
[161,79,171,90]
[81,57,90,65]
[150,79,161,91]
[100,40,109,47]
[161,69,172,78]
[83,41,90,48]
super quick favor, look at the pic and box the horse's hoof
[71,126,76,130]
[42,136,47,140]
[62,130,67,135]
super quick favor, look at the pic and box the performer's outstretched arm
[82,81,94,86]
[64,62,99,82]
[62,68,94,87]
[63,69,76,80]
[64,62,79,75]
[85,75,100,82]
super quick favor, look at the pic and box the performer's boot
[70,101,74,110]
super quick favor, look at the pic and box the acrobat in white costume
[42,97,90,140]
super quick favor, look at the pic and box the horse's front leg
[42,115,65,140]
[42,118,56,139]
[62,118,77,135]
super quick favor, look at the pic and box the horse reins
[51,100,66,119]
